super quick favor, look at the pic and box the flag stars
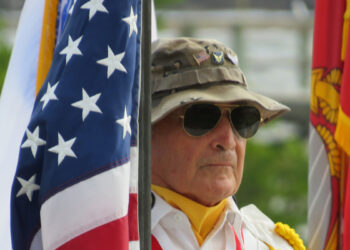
[122,6,138,37]
[116,107,131,139]
[71,88,102,121]
[97,46,127,78]
[81,0,108,20]
[16,174,40,202]
[40,82,59,110]
[49,133,77,166]
[60,35,83,64]
[21,126,46,158]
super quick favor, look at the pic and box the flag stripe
[308,125,332,250]
[129,241,140,250]
[53,196,139,250]
[308,144,326,181]
[129,146,139,193]
[128,193,139,242]
[309,193,332,249]
[40,159,132,249]
[30,230,43,250]
[308,159,331,212]
[57,215,130,250]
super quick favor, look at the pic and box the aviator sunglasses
[180,103,262,138]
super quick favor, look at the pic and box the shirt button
[174,213,183,222]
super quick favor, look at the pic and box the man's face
[151,103,246,206]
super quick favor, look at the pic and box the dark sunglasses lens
[231,107,260,138]
[184,104,221,136]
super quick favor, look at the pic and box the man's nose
[209,112,240,151]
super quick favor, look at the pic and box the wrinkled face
[151,104,246,206]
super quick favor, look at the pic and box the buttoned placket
[152,192,199,249]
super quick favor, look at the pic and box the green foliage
[0,44,11,94]
[154,0,184,8]
[154,0,185,30]
[236,138,308,234]
[0,19,11,95]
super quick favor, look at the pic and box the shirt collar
[151,186,244,238]
[152,185,228,245]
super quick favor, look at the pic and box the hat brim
[152,84,290,124]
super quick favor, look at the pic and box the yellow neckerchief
[152,184,228,245]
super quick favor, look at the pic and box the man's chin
[199,185,235,206]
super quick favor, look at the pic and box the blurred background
[0,0,312,244]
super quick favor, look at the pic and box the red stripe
[58,215,129,250]
[58,193,138,249]
[241,228,244,244]
[128,193,139,242]
[233,229,242,250]
[312,0,345,68]
[152,235,163,250]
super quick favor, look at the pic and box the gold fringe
[325,220,339,250]
[35,0,59,96]
[274,222,306,250]
[335,106,350,156]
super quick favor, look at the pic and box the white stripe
[308,144,325,182]
[308,162,330,214]
[308,193,332,249]
[30,229,43,250]
[129,240,140,250]
[40,161,131,250]
[151,0,158,41]
[308,123,317,142]
[130,146,139,193]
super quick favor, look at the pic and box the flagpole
[139,0,152,249]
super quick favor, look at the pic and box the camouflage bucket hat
[151,37,290,124]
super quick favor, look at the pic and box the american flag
[10,0,141,249]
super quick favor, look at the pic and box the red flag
[337,2,350,248]
[309,0,348,249]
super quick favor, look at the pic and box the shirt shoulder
[240,204,305,250]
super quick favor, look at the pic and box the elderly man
[150,38,305,250]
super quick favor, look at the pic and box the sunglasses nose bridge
[220,107,235,130]
[220,107,246,140]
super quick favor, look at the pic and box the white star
[68,0,77,14]
[81,0,108,20]
[116,107,131,139]
[48,133,77,166]
[59,35,83,64]
[40,81,59,110]
[71,88,102,121]
[122,6,138,37]
[97,46,127,78]
[16,174,40,202]
[21,126,46,158]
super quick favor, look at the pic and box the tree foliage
[236,138,308,236]
[0,19,11,95]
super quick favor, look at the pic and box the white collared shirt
[151,192,293,250]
